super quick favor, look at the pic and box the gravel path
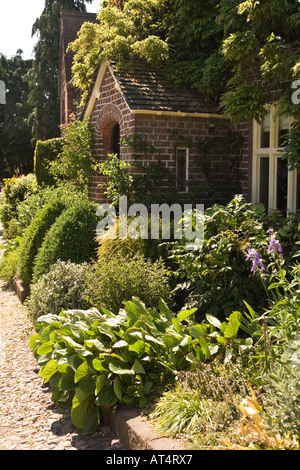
[0,221,123,450]
[0,281,125,451]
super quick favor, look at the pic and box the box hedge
[31,199,100,283]
[34,138,63,186]
[17,199,66,284]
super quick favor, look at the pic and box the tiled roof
[112,62,220,115]
[60,11,220,116]
[60,9,98,83]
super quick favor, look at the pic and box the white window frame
[252,105,297,213]
[176,147,189,193]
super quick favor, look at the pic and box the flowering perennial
[246,248,265,272]
[267,230,283,254]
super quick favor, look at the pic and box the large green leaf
[199,336,211,359]
[206,314,222,329]
[124,301,139,324]
[224,313,241,339]
[79,376,96,394]
[37,340,53,356]
[71,388,99,435]
[133,359,145,374]
[84,338,110,352]
[95,386,118,406]
[39,322,61,342]
[74,361,94,383]
[190,324,207,339]
[29,333,41,352]
[39,359,58,383]
[59,373,76,391]
[128,340,145,355]
[60,335,91,357]
[93,358,108,372]
[177,308,197,323]
[109,360,133,375]
[113,376,123,401]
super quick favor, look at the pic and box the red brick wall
[89,66,252,208]
[89,66,135,203]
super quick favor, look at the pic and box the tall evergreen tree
[26,0,92,143]
[0,51,34,181]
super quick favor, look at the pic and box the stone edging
[109,407,186,451]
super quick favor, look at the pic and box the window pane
[278,116,289,147]
[177,148,187,192]
[260,157,269,212]
[261,112,270,148]
[276,158,288,214]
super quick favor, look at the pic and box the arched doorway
[111,123,120,157]
[101,120,120,158]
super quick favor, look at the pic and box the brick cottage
[59,9,299,214]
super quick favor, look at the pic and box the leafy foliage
[218,0,300,122]
[49,115,95,189]
[168,196,270,320]
[85,252,172,312]
[0,236,22,285]
[0,174,37,238]
[30,296,252,434]
[97,134,176,208]
[34,137,63,186]
[15,182,88,231]
[281,122,300,171]
[26,0,93,142]
[17,199,66,284]
[26,260,94,321]
[0,51,34,181]
[149,362,249,445]
[31,198,99,283]
[69,0,171,104]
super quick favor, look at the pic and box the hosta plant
[29,297,250,435]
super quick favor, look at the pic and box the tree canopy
[26,0,93,143]
[70,0,300,122]
[0,51,34,181]
[70,0,172,104]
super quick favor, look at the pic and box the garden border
[109,406,186,450]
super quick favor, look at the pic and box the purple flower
[246,248,265,272]
[268,235,282,254]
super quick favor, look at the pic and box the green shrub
[2,217,23,239]
[31,199,100,283]
[96,215,169,264]
[0,174,37,237]
[25,260,94,321]
[149,363,248,445]
[34,138,63,186]
[49,115,95,189]
[17,199,66,284]
[168,195,272,320]
[30,298,252,434]
[263,342,300,443]
[16,183,88,231]
[2,174,37,210]
[86,252,172,312]
[0,237,22,285]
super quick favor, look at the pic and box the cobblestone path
[0,283,123,450]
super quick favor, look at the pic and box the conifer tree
[26,0,92,143]
[0,51,33,181]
